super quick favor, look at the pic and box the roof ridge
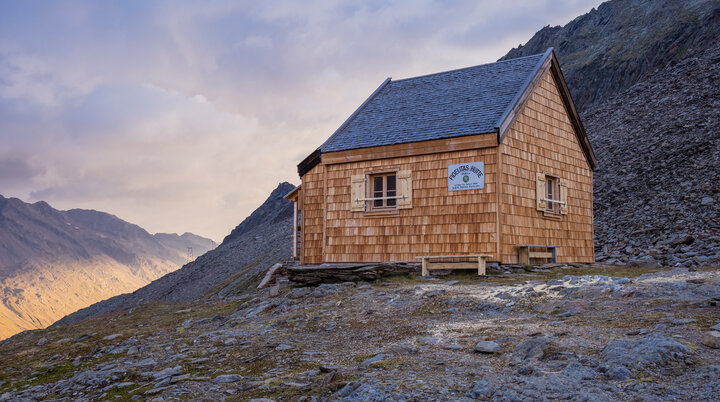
[391,52,546,83]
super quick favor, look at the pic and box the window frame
[544,174,561,215]
[368,172,398,211]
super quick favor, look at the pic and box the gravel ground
[1,265,719,401]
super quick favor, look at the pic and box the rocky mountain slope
[586,43,720,267]
[0,195,214,339]
[53,182,295,327]
[1,266,718,400]
[501,0,720,109]
[502,0,720,267]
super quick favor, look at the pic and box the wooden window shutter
[559,179,568,215]
[536,172,546,211]
[350,175,366,212]
[397,170,412,209]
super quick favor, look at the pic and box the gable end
[495,49,596,170]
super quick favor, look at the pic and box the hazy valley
[0,195,214,339]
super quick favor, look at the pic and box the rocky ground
[2,264,718,401]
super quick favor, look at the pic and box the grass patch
[692,313,720,329]
[237,356,277,377]
[351,353,378,364]
[410,298,446,316]
[202,258,264,299]
[368,357,404,370]
[101,383,146,401]
[26,361,76,387]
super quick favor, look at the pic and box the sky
[0,0,604,242]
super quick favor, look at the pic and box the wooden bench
[415,255,493,276]
[517,244,557,264]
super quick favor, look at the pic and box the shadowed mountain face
[54,182,295,327]
[0,195,214,339]
[502,0,720,266]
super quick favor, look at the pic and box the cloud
[0,0,604,240]
[0,155,45,185]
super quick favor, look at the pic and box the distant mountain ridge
[0,195,215,339]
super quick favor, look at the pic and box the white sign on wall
[448,162,485,191]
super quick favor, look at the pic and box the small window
[370,173,397,210]
[545,175,560,214]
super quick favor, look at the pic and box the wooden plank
[257,263,284,289]
[322,169,327,262]
[427,262,482,269]
[529,251,553,259]
[415,254,492,259]
[292,201,298,258]
[496,143,503,259]
[478,255,486,275]
[518,247,529,264]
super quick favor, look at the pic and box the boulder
[467,379,495,399]
[333,381,401,401]
[102,333,122,341]
[150,366,183,381]
[600,333,693,370]
[701,331,720,349]
[628,255,659,268]
[360,354,386,367]
[212,374,243,383]
[513,336,552,360]
[474,341,501,354]
[562,361,598,381]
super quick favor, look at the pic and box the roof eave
[494,48,554,143]
[297,148,322,177]
[284,185,301,201]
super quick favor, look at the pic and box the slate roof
[321,52,546,153]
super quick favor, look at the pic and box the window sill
[542,211,562,220]
[361,209,400,217]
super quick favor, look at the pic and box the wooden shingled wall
[300,164,325,264]
[301,139,499,264]
[500,70,595,263]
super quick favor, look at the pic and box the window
[370,173,397,210]
[351,170,412,212]
[536,172,568,216]
[545,175,560,214]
